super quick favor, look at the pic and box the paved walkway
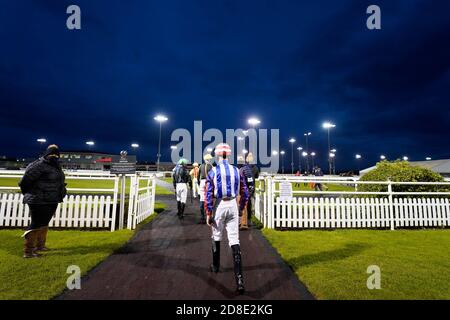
[59,193,314,300]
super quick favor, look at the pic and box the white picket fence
[0,193,116,229]
[255,176,450,230]
[0,171,157,231]
[127,174,157,230]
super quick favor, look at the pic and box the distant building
[360,159,450,178]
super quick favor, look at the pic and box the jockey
[205,143,249,294]
[172,158,191,219]
[198,153,213,224]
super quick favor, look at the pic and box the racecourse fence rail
[0,170,157,231]
[255,176,450,230]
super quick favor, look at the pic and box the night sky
[1,0,449,170]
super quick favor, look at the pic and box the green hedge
[359,160,448,195]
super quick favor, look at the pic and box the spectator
[19,145,67,258]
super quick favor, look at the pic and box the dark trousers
[247,195,253,223]
[28,204,58,230]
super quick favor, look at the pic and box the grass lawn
[0,177,172,195]
[262,228,450,300]
[0,202,166,300]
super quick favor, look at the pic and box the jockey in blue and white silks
[204,142,248,294]
[204,159,249,215]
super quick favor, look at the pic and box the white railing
[255,176,450,230]
[127,174,157,230]
[0,172,119,231]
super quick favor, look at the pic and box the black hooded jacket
[19,157,67,205]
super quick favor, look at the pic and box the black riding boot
[210,241,220,273]
[180,203,186,219]
[199,202,206,224]
[177,201,181,218]
[231,244,245,294]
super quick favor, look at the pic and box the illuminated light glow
[247,118,261,126]
[154,115,168,122]
[289,138,296,143]
[37,138,47,143]
[355,154,362,159]
[322,122,336,129]
[86,141,95,146]
[131,143,139,148]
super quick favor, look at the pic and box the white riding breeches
[192,178,199,198]
[176,183,188,203]
[211,199,240,247]
[199,179,206,202]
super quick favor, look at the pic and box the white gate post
[388,180,395,230]
[110,176,119,231]
[118,174,126,230]
[127,174,138,230]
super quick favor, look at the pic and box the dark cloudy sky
[0,0,449,170]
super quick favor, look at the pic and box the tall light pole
[280,151,285,174]
[355,154,362,174]
[311,152,316,168]
[272,150,279,174]
[37,138,47,156]
[289,138,296,174]
[322,122,336,175]
[297,147,303,173]
[154,114,168,171]
[247,117,261,160]
[302,151,308,173]
[304,132,311,173]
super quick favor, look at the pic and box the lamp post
[86,141,95,147]
[302,151,308,173]
[403,156,409,161]
[380,155,386,160]
[36,138,47,155]
[355,154,362,174]
[289,138,296,174]
[154,114,168,171]
[322,122,336,175]
[304,132,311,173]
[297,147,303,173]
[131,143,139,149]
[247,117,261,160]
[311,152,316,168]
[280,151,285,174]
[426,157,432,161]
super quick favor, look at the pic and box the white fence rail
[0,171,161,231]
[255,176,450,230]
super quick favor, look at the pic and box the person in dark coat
[19,145,66,258]
[239,152,259,229]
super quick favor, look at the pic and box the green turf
[0,202,166,300]
[0,177,172,195]
[262,228,450,300]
